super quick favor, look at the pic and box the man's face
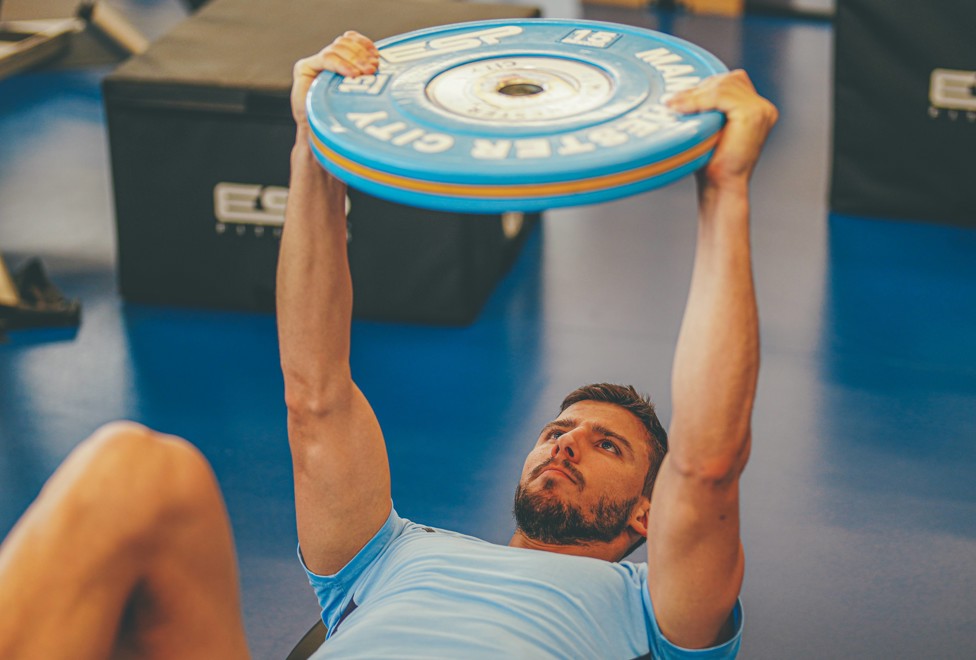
[513,400,652,546]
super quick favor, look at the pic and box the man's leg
[0,422,250,659]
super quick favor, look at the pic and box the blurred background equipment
[0,0,76,79]
[0,255,82,339]
[830,0,975,226]
[103,0,542,325]
[0,0,148,79]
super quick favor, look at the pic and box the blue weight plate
[306,18,727,212]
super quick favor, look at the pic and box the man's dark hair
[560,383,669,500]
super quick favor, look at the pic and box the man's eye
[547,430,563,440]
[599,440,619,454]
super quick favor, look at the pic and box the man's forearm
[277,131,354,413]
[669,180,758,478]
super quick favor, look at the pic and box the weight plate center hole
[497,80,546,97]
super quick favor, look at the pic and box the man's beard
[512,465,638,546]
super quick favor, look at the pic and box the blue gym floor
[2,1,975,658]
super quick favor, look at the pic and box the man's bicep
[645,453,745,649]
[290,383,392,576]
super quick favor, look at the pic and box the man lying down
[0,29,777,660]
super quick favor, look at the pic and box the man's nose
[550,431,580,462]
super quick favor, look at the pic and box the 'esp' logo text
[214,183,288,225]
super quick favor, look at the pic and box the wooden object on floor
[581,0,743,14]
[581,0,651,8]
[678,0,744,15]
[0,255,21,307]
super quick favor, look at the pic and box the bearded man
[279,31,775,659]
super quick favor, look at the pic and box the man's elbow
[283,372,354,419]
[668,434,751,486]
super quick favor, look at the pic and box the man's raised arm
[645,72,778,647]
[277,33,390,576]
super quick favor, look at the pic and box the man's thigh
[0,422,250,660]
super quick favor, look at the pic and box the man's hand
[286,31,380,231]
[667,70,778,192]
[291,31,380,130]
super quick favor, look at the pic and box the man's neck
[508,530,625,562]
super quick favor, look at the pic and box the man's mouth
[531,459,583,487]
[541,466,576,483]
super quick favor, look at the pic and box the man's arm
[646,71,778,647]
[278,32,389,576]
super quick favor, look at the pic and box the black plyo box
[104,0,541,324]
[830,0,975,226]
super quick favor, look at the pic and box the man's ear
[628,497,651,538]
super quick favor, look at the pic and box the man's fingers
[665,70,753,115]
[300,48,375,80]
[665,70,777,140]
[325,38,380,76]
[319,50,375,78]
[290,31,378,127]
[662,69,778,186]
[294,32,379,82]
[342,30,380,57]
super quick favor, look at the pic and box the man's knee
[62,422,222,534]
[81,420,207,477]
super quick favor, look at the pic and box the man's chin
[513,482,638,547]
